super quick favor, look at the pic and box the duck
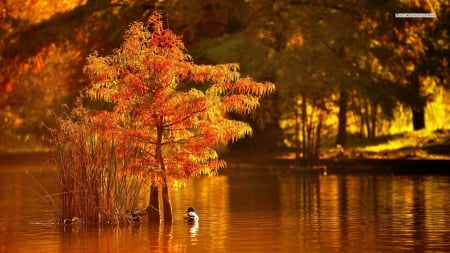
[125,210,142,224]
[183,207,199,223]
[63,216,81,226]
[133,207,149,216]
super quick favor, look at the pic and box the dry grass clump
[50,115,148,225]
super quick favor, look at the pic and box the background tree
[165,0,284,151]
[348,0,450,132]
[1,0,155,150]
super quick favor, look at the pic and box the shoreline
[1,151,450,175]
[223,155,450,175]
[0,151,53,165]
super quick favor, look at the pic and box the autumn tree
[56,11,274,224]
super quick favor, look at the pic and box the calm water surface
[1,156,450,252]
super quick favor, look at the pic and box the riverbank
[1,149,449,175]
[0,151,52,166]
[223,129,450,174]
[222,154,450,175]
[0,135,49,154]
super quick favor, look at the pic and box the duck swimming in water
[125,210,142,224]
[183,207,199,223]
[63,217,81,226]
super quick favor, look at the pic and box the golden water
[1,156,450,252]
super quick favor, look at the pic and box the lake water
[1,155,450,252]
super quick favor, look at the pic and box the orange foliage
[71,11,274,184]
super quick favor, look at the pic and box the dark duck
[125,210,142,224]
[63,217,81,226]
[183,207,199,223]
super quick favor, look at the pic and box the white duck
[183,207,199,223]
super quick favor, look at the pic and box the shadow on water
[1,154,450,252]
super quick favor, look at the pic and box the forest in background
[1,0,449,159]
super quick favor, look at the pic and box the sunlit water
[1,155,450,252]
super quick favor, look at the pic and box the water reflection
[278,174,450,252]
[1,158,450,252]
[186,221,199,236]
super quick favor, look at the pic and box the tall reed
[50,113,149,225]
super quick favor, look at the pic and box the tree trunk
[301,93,308,166]
[336,89,348,147]
[162,181,172,224]
[294,105,301,163]
[412,107,425,130]
[314,113,323,161]
[148,184,160,223]
[370,103,377,139]
[153,118,173,223]
[411,71,426,130]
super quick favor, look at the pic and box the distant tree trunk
[412,108,425,130]
[336,89,348,146]
[294,104,301,163]
[363,99,372,139]
[355,97,365,137]
[301,93,308,166]
[369,103,377,139]
[148,184,160,223]
[411,71,426,130]
[314,113,323,160]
